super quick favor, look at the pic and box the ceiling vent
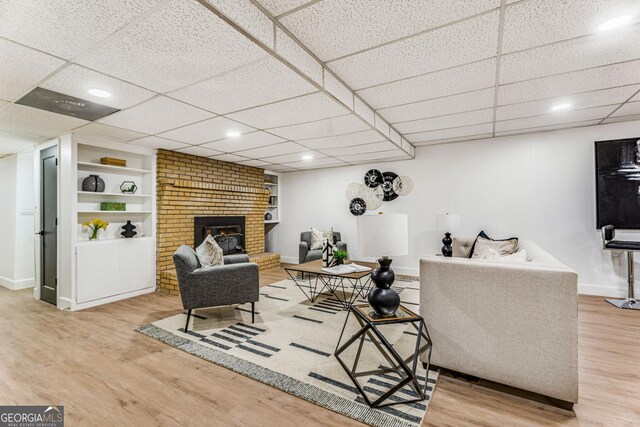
[16,87,119,121]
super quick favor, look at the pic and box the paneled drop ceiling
[0,0,638,167]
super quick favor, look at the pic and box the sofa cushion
[471,231,518,259]
[310,227,333,250]
[195,234,224,268]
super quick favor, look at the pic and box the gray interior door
[40,146,57,305]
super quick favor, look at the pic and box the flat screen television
[595,137,640,229]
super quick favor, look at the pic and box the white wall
[274,120,640,297]
[0,155,18,286]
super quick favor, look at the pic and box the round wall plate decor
[344,182,366,201]
[364,169,383,188]
[392,175,414,196]
[363,186,384,210]
[349,198,367,216]
[381,171,399,201]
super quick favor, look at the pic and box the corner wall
[273,120,640,297]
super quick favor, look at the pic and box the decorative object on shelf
[265,212,272,221]
[100,202,126,211]
[121,220,137,238]
[345,171,414,215]
[83,218,109,241]
[364,169,383,188]
[333,249,348,265]
[100,157,127,167]
[82,174,105,192]
[322,239,335,267]
[357,213,409,316]
[119,181,138,194]
[269,195,276,205]
[436,213,461,257]
[349,197,367,216]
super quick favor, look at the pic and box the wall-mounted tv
[595,137,640,229]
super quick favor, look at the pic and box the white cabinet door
[76,243,119,303]
[118,238,154,294]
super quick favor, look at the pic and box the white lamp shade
[436,213,460,233]
[357,213,409,257]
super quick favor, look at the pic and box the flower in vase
[82,218,109,240]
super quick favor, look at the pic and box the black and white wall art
[345,169,414,216]
[595,137,640,229]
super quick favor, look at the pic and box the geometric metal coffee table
[284,259,377,309]
[334,304,433,408]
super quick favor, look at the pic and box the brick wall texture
[156,149,270,294]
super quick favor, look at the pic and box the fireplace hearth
[194,216,246,255]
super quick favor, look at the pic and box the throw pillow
[471,232,518,259]
[195,234,224,268]
[478,248,528,263]
[311,227,333,250]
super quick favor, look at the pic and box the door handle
[35,230,44,236]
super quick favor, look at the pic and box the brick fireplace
[156,150,278,295]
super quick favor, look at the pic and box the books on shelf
[321,263,372,274]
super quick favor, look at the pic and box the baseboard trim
[0,276,35,290]
[578,283,627,298]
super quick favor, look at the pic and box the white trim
[0,276,35,290]
[578,282,627,298]
[67,286,155,311]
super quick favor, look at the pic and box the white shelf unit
[264,172,280,224]
[57,134,157,311]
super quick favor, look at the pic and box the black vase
[82,175,105,192]
[441,232,453,257]
[121,220,137,238]
[368,257,400,316]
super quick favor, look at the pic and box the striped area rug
[137,277,437,427]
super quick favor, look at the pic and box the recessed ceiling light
[302,154,313,161]
[226,131,241,138]
[598,15,633,31]
[550,103,572,112]
[87,88,111,98]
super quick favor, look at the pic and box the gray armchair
[299,231,347,264]
[173,245,259,332]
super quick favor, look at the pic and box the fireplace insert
[194,216,246,255]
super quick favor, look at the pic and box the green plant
[333,249,348,261]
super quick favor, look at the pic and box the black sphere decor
[441,232,453,257]
[368,257,400,316]
[364,169,383,188]
[265,212,273,221]
[349,197,367,216]
[82,174,105,193]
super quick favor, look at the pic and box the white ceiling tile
[0,38,65,101]
[379,88,496,123]
[42,64,155,109]
[319,141,396,156]
[201,130,285,152]
[495,105,616,132]
[285,158,348,169]
[205,0,274,47]
[76,0,265,92]
[632,91,640,102]
[73,123,147,142]
[412,133,493,146]
[398,108,494,134]
[612,101,640,117]
[169,56,315,114]
[602,113,640,124]
[209,153,249,162]
[266,163,299,172]
[498,60,640,105]
[237,158,271,167]
[495,120,601,137]
[500,25,640,84]
[328,12,499,89]
[357,59,496,109]
[497,86,639,121]
[297,130,385,149]
[275,27,323,85]
[175,145,223,157]
[0,130,44,156]
[267,114,370,140]
[502,0,640,54]
[0,103,88,138]
[354,97,375,125]
[262,150,326,163]
[235,141,307,158]
[0,0,160,59]
[99,96,213,134]
[158,116,255,145]
[337,149,408,163]
[281,0,499,61]
[256,0,311,17]
[406,123,494,143]
[227,92,348,129]
[127,135,189,150]
[324,71,353,108]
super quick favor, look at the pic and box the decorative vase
[336,258,344,265]
[441,232,453,257]
[368,257,400,316]
[89,228,100,240]
[265,212,272,221]
[82,175,105,192]
[121,220,137,238]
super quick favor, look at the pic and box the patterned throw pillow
[310,227,333,250]
[471,235,518,259]
[195,234,224,268]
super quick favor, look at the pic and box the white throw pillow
[195,234,224,268]
[471,236,518,259]
[311,227,333,250]
[479,248,528,263]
